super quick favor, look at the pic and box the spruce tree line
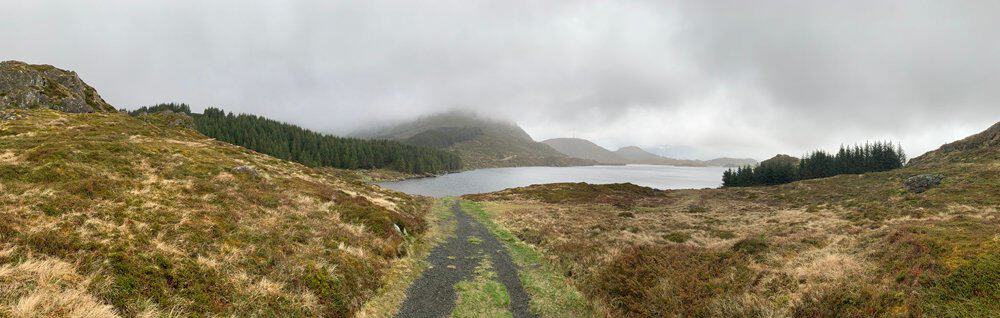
[128,103,462,174]
[723,141,905,187]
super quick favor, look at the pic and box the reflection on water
[378,164,728,197]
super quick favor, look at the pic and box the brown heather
[0,108,429,317]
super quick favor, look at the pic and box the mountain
[613,146,662,162]
[358,111,597,169]
[542,138,626,164]
[541,137,758,167]
[613,146,707,166]
[0,62,429,316]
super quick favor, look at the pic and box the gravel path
[396,200,535,318]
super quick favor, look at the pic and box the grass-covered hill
[466,121,999,317]
[0,107,434,316]
[356,111,597,169]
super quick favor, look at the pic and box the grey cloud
[1,0,997,160]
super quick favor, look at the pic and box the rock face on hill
[904,173,944,193]
[0,61,115,113]
[358,111,597,169]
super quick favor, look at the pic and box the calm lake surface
[378,165,729,197]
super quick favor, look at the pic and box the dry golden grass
[0,256,117,317]
[0,109,431,317]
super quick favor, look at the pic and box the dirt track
[396,200,534,318]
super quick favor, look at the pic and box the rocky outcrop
[904,174,944,193]
[0,61,115,113]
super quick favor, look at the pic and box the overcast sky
[3,1,998,159]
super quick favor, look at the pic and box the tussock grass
[0,109,430,316]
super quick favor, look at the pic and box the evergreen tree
[724,141,906,187]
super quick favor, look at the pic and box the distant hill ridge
[543,138,627,164]
[541,137,757,167]
[356,111,597,169]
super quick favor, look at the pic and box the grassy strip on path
[461,201,599,318]
[453,258,514,318]
[356,198,458,318]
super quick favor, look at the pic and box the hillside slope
[0,108,430,316]
[466,121,999,317]
[909,121,1000,167]
[542,138,626,164]
[611,146,660,162]
[360,111,596,169]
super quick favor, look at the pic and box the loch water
[378,164,729,197]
